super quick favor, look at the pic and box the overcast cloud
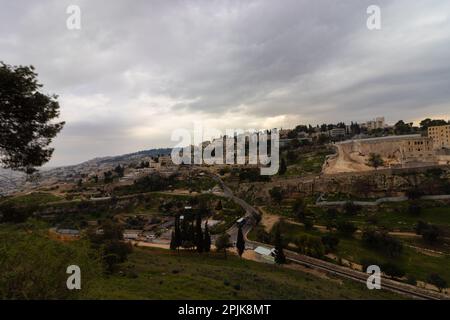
[1,0,450,166]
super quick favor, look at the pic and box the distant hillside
[0,148,172,195]
[0,168,25,196]
[89,148,172,165]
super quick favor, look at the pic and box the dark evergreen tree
[203,222,211,252]
[170,231,176,250]
[279,158,287,175]
[174,215,182,250]
[195,213,204,253]
[274,227,286,264]
[236,226,245,257]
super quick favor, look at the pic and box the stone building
[400,136,435,164]
[428,125,450,149]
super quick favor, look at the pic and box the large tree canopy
[0,62,64,173]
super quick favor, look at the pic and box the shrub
[336,221,357,236]
[321,234,340,253]
[427,274,447,292]
[362,229,403,258]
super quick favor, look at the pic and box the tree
[367,153,384,170]
[295,235,325,258]
[321,234,340,253]
[215,233,231,257]
[269,187,283,205]
[195,213,204,253]
[236,226,245,257]
[203,222,211,253]
[0,62,65,173]
[362,229,403,258]
[343,201,361,216]
[174,215,182,250]
[427,273,447,292]
[114,165,125,178]
[292,198,307,222]
[87,220,132,274]
[406,188,424,200]
[273,227,286,264]
[336,221,357,236]
[279,158,287,175]
[416,221,441,244]
[420,118,448,131]
[394,120,413,135]
[170,231,177,250]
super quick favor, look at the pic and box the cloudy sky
[1,0,450,166]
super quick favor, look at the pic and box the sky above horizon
[1,0,450,166]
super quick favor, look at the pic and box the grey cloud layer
[1,0,449,165]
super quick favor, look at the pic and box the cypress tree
[204,222,211,252]
[174,215,182,250]
[195,213,204,253]
[170,231,176,250]
[236,226,245,257]
[274,227,286,264]
[279,158,287,175]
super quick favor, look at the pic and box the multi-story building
[365,117,386,131]
[329,128,346,138]
[401,136,435,164]
[428,125,450,149]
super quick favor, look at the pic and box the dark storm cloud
[1,0,449,165]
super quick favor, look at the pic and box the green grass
[0,220,403,299]
[335,202,450,232]
[266,201,450,233]
[85,247,403,300]
[253,220,450,286]
[0,192,63,206]
[284,148,333,176]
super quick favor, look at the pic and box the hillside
[86,247,403,300]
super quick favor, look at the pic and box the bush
[294,235,325,258]
[321,234,339,253]
[336,221,357,236]
[382,263,405,279]
[343,201,361,216]
[427,273,447,292]
[362,229,403,258]
[415,221,441,244]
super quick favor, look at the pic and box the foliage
[366,153,384,169]
[215,233,231,257]
[427,273,447,292]
[0,63,64,173]
[294,235,325,258]
[269,187,283,205]
[0,223,101,299]
[273,226,286,264]
[236,226,245,257]
[321,234,340,253]
[336,220,357,236]
[361,229,403,258]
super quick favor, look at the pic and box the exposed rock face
[238,166,450,201]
